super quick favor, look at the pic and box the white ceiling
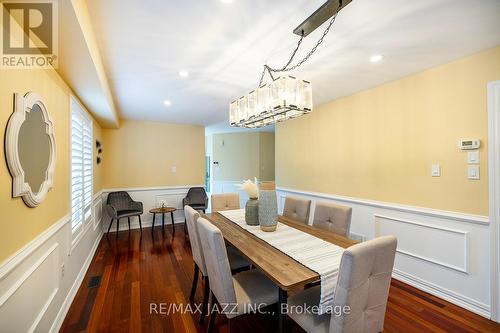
[86,0,500,127]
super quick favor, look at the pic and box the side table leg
[171,211,175,234]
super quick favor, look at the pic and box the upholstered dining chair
[211,193,240,212]
[312,202,353,237]
[283,196,312,224]
[287,235,397,333]
[106,191,143,233]
[184,206,250,324]
[196,216,279,333]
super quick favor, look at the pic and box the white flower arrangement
[238,177,259,199]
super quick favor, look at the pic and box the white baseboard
[50,230,103,333]
[393,269,490,318]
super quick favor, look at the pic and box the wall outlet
[431,164,441,177]
[171,166,177,173]
[61,263,65,278]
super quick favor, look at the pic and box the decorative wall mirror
[5,92,56,207]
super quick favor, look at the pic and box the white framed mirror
[5,92,56,207]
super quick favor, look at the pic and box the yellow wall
[0,68,102,262]
[101,119,205,189]
[213,132,275,181]
[276,46,500,216]
[93,120,103,193]
[259,132,275,181]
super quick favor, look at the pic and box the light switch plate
[467,151,479,164]
[468,165,480,180]
[171,166,177,173]
[431,164,441,177]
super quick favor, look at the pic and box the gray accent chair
[283,196,312,224]
[106,191,143,233]
[287,235,397,333]
[183,187,209,213]
[211,193,240,212]
[313,202,353,237]
[196,216,279,332]
[184,206,250,324]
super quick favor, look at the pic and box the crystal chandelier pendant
[229,76,312,128]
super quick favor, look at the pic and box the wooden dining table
[203,212,358,333]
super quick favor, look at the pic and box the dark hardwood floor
[60,226,500,333]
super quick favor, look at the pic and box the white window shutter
[71,99,93,233]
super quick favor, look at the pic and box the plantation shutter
[71,99,93,232]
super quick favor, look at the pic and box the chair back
[197,217,237,306]
[313,202,352,237]
[186,187,208,205]
[211,193,240,212]
[107,191,133,211]
[184,206,206,275]
[283,196,311,224]
[330,235,397,333]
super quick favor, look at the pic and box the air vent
[88,275,102,288]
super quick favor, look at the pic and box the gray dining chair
[196,216,279,333]
[211,193,240,212]
[283,196,311,224]
[287,235,397,333]
[184,206,250,324]
[313,202,352,237]
[106,191,143,233]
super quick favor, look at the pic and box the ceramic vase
[245,197,259,226]
[258,183,277,232]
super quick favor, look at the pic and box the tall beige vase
[258,181,278,232]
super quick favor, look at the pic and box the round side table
[149,207,177,232]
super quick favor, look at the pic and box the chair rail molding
[276,187,488,225]
[488,79,500,322]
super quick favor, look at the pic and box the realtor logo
[1,0,58,69]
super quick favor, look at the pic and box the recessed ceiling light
[163,100,172,107]
[221,0,232,3]
[179,70,189,78]
[370,54,383,63]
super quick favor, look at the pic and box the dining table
[203,212,358,333]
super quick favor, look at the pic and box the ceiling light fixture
[229,0,352,128]
[370,54,383,63]
[179,70,189,78]
[163,100,172,107]
[220,0,233,3]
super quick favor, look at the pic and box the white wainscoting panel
[375,215,469,274]
[277,187,491,318]
[0,192,104,333]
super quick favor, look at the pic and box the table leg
[279,288,288,333]
[152,214,156,231]
[171,211,175,233]
[162,213,165,230]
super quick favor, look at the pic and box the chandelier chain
[258,13,338,87]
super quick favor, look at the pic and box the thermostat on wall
[459,139,480,150]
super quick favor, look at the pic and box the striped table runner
[219,209,344,314]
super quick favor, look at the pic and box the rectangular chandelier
[229,76,312,128]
